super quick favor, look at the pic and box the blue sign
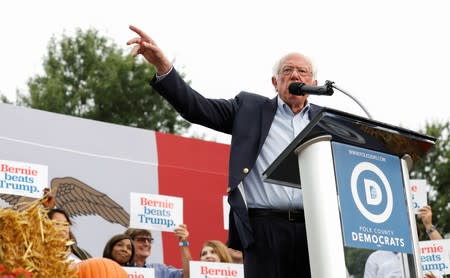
[332,142,413,253]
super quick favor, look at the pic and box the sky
[1,0,449,144]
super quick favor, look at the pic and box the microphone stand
[325,80,373,120]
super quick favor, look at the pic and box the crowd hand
[127,25,172,75]
[418,205,433,227]
[174,224,189,242]
[424,272,436,278]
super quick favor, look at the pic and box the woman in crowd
[199,240,233,263]
[103,234,135,266]
[177,226,234,278]
[172,225,234,264]
[47,208,92,263]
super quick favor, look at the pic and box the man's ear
[271,76,278,91]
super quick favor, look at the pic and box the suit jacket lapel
[258,97,278,152]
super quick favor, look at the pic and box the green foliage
[410,121,450,237]
[17,28,190,134]
[0,94,12,104]
[345,247,373,278]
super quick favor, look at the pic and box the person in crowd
[178,226,236,278]
[363,205,443,278]
[127,24,321,278]
[175,224,236,264]
[363,250,403,278]
[103,233,135,266]
[125,224,191,278]
[199,240,233,263]
[47,208,92,263]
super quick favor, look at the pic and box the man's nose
[290,69,302,80]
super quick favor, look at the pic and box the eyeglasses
[134,237,154,244]
[280,66,312,77]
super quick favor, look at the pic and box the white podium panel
[295,136,347,277]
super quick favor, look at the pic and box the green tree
[345,247,373,278]
[15,28,190,134]
[410,121,450,236]
[0,94,12,104]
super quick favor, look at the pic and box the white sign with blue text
[123,266,155,278]
[332,142,412,253]
[129,192,183,232]
[409,179,428,214]
[0,159,48,198]
[419,239,450,276]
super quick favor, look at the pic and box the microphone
[288,80,334,96]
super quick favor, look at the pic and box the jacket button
[243,168,249,174]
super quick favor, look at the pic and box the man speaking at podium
[128,25,324,278]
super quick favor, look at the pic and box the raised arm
[174,224,192,278]
[418,205,443,240]
[127,25,172,75]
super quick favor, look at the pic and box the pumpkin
[77,258,128,278]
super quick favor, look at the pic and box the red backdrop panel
[155,132,230,267]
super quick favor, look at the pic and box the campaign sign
[410,179,428,214]
[129,192,183,232]
[189,261,244,278]
[419,239,450,276]
[123,267,155,278]
[0,159,48,198]
[332,142,413,253]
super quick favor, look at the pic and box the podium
[263,107,436,278]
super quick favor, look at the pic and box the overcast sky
[1,0,449,143]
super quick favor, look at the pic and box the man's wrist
[155,66,173,81]
[156,62,173,76]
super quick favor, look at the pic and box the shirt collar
[277,95,310,117]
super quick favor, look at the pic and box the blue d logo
[365,179,382,205]
[351,162,393,223]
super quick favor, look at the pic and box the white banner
[0,159,48,198]
[123,266,155,278]
[419,239,450,276]
[189,261,244,278]
[130,192,183,232]
[409,179,428,214]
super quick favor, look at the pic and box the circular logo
[350,162,393,223]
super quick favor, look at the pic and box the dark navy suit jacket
[151,69,322,250]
